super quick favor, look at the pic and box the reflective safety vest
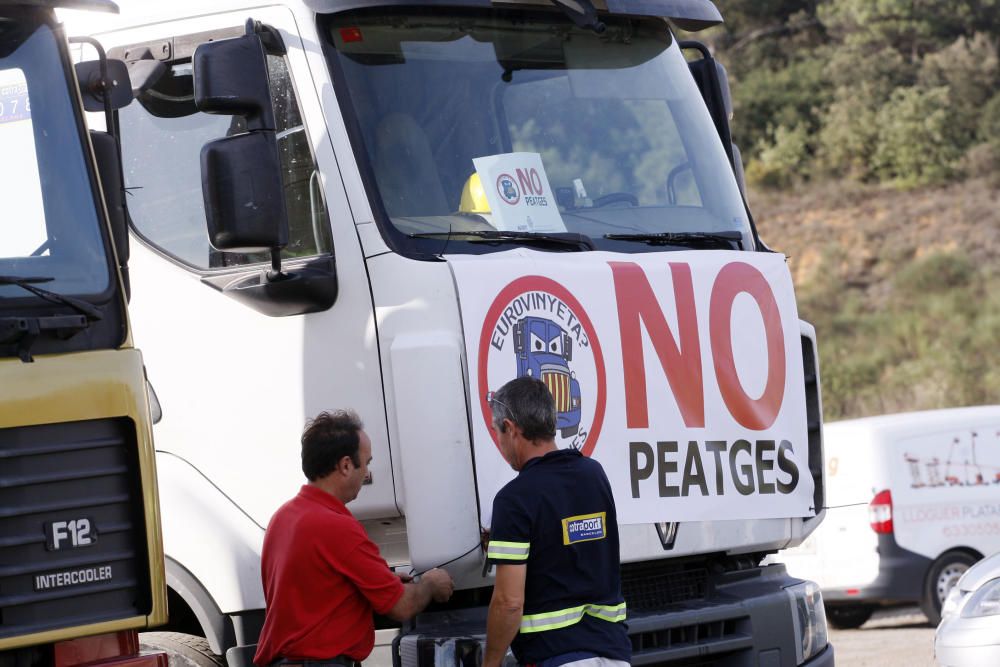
[519,602,628,634]
[486,449,631,664]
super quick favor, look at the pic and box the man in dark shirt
[483,377,631,667]
[254,410,453,666]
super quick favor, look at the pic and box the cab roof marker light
[339,27,363,43]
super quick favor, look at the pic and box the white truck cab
[63,2,832,665]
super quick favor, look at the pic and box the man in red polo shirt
[254,410,453,666]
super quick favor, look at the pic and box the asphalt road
[828,606,936,666]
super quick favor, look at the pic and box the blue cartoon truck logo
[513,317,582,438]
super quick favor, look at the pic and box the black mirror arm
[250,17,287,283]
[249,19,287,56]
[69,36,114,132]
[268,248,289,282]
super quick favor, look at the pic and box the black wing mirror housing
[75,58,133,112]
[194,32,275,131]
[201,131,288,252]
[681,41,734,162]
[192,22,336,317]
[193,29,288,254]
[90,129,131,299]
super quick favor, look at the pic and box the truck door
[104,6,396,534]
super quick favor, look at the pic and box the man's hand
[421,567,454,603]
[397,571,414,583]
[386,567,454,621]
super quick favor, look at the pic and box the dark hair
[301,410,364,481]
[490,376,557,441]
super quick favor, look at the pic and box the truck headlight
[397,635,517,667]
[785,581,828,664]
[961,578,1000,618]
[941,585,966,620]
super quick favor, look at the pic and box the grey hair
[490,376,557,440]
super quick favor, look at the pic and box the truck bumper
[396,562,831,667]
[803,643,835,667]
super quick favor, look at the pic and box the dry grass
[748,177,1000,419]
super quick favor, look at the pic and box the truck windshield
[325,9,752,256]
[0,17,109,298]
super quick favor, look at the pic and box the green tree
[819,0,980,61]
[730,56,831,162]
[873,85,966,185]
[919,33,1000,143]
[817,87,880,180]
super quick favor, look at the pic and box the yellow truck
[0,1,167,665]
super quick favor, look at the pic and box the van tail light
[868,489,893,534]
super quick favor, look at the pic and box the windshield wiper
[410,231,595,251]
[604,231,745,250]
[0,275,103,320]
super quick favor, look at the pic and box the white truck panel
[389,330,482,577]
[156,452,266,612]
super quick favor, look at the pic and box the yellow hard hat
[459,172,492,214]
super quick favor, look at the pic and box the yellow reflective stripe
[520,602,627,634]
[587,603,628,623]
[520,605,587,633]
[487,541,530,560]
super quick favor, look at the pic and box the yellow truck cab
[0,1,167,665]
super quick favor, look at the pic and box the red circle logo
[478,276,606,457]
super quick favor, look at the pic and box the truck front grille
[542,370,571,412]
[622,560,708,613]
[0,418,151,640]
[629,614,752,667]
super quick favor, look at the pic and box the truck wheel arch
[164,556,236,655]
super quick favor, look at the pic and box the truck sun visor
[303,0,722,32]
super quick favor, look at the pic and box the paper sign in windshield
[472,152,566,233]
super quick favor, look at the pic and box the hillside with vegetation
[700,1,1000,420]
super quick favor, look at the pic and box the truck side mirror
[513,321,525,354]
[75,58,133,112]
[200,132,288,252]
[90,130,131,300]
[190,20,336,318]
[193,25,289,263]
[193,31,275,132]
[713,61,733,122]
[72,44,134,299]
[731,142,747,198]
[680,41,735,170]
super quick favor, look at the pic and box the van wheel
[139,632,225,667]
[921,551,978,626]
[825,603,875,629]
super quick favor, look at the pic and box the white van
[780,406,1000,628]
